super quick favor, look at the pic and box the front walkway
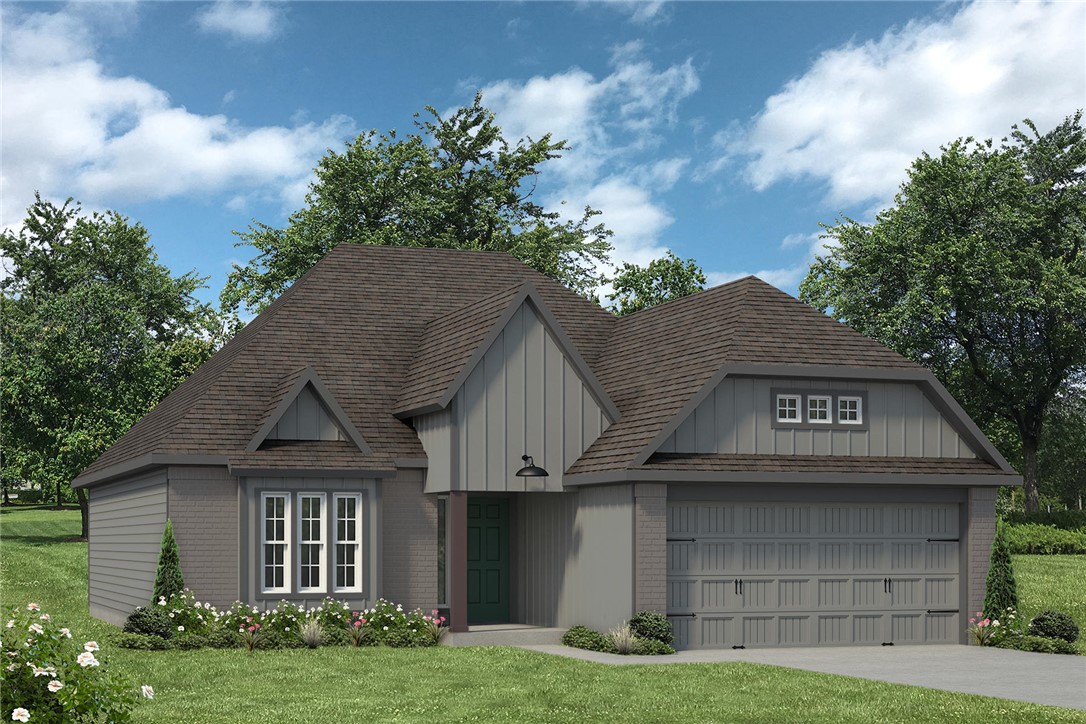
[519,644,1086,711]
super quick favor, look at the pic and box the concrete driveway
[521,644,1086,711]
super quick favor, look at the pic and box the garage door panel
[668,500,961,649]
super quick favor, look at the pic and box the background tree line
[3,101,1082,537]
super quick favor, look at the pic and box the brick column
[448,491,469,632]
[967,487,998,628]
[634,483,667,613]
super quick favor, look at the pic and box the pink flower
[353,620,362,628]
[47,680,63,693]
[26,604,40,612]
[247,626,255,632]
[11,708,30,722]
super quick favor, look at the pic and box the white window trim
[332,493,363,594]
[838,396,864,425]
[807,395,832,424]
[776,394,801,423]
[260,492,291,595]
[296,492,327,594]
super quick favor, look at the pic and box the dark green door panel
[467,498,509,624]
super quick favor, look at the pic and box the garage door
[666,501,960,648]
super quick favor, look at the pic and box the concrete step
[442,624,565,647]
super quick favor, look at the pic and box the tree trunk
[77,487,89,540]
[55,481,62,509]
[1022,436,1041,513]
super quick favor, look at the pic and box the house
[73,244,1020,649]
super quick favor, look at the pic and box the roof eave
[563,469,1021,487]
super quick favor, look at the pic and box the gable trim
[246,367,373,455]
[400,282,621,423]
[630,363,1014,472]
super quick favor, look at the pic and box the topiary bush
[562,625,617,653]
[123,606,174,639]
[983,519,1019,619]
[994,634,1079,655]
[1029,610,1080,643]
[629,610,673,644]
[151,519,185,603]
[634,638,676,655]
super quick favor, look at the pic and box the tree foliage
[800,112,1086,511]
[1038,387,1086,509]
[984,519,1019,620]
[222,94,613,313]
[1,195,221,536]
[607,251,707,315]
[152,519,185,603]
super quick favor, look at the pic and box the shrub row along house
[74,245,1020,649]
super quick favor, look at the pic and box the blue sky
[3,1,1083,309]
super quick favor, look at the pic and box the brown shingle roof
[642,453,1004,476]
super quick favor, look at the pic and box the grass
[2,505,1085,723]
[1013,554,1086,654]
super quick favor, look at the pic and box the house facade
[73,245,1019,648]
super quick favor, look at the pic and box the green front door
[467,497,509,625]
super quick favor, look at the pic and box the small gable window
[839,396,863,424]
[261,493,290,594]
[776,394,801,422]
[808,395,831,423]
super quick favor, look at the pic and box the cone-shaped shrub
[983,518,1018,619]
[152,519,185,602]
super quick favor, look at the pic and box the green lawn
[2,506,1084,723]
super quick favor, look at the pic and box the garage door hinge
[881,642,895,646]
[666,613,697,618]
[926,609,960,614]
[731,645,746,650]
[667,538,696,542]
[926,538,960,542]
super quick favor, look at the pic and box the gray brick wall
[967,486,998,626]
[168,466,239,607]
[381,470,438,611]
[634,483,667,613]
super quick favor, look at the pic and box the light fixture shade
[515,454,549,477]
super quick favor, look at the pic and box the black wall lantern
[515,454,549,477]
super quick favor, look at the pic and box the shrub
[206,628,242,649]
[321,626,351,647]
[169,633,210,650]
[994,634,1079,655]
[116,632,171,651]
[634,638,676,655]
[2,603,149,722]
[123,606,174,639]
[629,611,673,645]
[256,629,304,650]
[1004,523,1086,554]
[609,623,638,654]
[1029,610,1080,643]
[984,519,1019,618]
[562,625,617,653]
[151,519,185,603]
[1005,509,1086,531]
[301,619,322,648]
[360,599,439,648]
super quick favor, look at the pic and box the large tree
[222,94,612,313]
[1,196,221,536]
[800,112,1086,512]
[607,251,707,315]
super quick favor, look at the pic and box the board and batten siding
[266,383,345,441]
[417,301,611,493]
[512,485,635,630]
[88,470,168,626]
[657,378,977,458]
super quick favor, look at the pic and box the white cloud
[0,6,354,228]
[720,0,1085,208]
[195,1,282,42]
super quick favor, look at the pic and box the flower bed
[3,603,152,722]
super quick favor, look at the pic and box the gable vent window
[776,394,801,422]
[261,493,290,594]
[839,396,863,424]
[334,494,362,593]
[298,494,326,593]
[808,396,831,423]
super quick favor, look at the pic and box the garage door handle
[926,538,959,542]
[735,578,743,595]
[667,538,696,542]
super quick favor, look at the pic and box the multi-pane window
[776,394,800,422]
[839,396,863,424]
[808,396,831,423]
[261,494,289,594]
[334,494,362,592]
[298,494,326,592]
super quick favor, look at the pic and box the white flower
[177,626,185,632]
[38,614,49,622]
[31,666,53,677]
[5,664,15,672]
[28,624,42,635]
[47,680,63,693]
[76,652,99,668]
[83,641,99,652]
[168,613,175,618]
[157,598,167,606]
[383,626,389,631]
[59,629,71,639]
[11,708,30,722]
[26,604,39,612]
[141,685,154,699]
[992,620,1000,627]
[4,621,12,629]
